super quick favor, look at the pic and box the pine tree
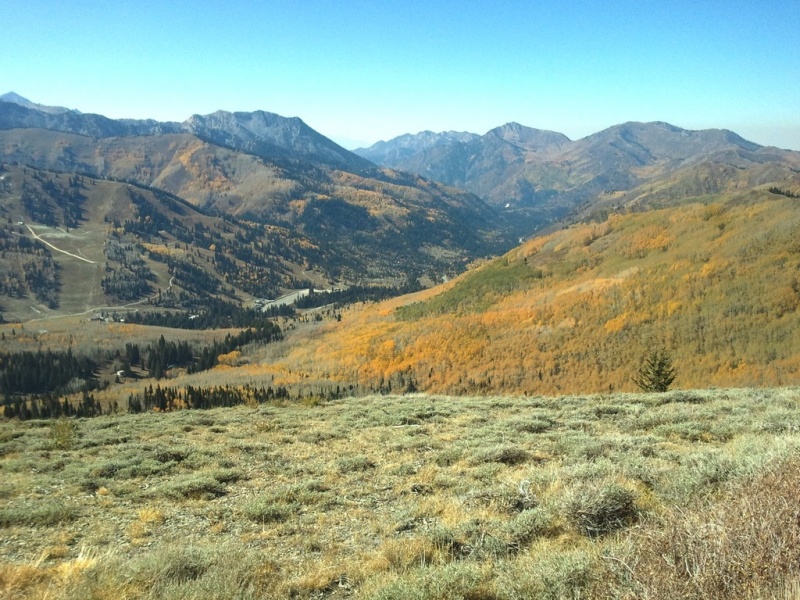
[634,349,676,393]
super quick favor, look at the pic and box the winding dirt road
[25,224,96,264]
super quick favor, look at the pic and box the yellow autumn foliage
[217,350,242,366]
[248,191,800,396]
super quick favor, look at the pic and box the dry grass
[601,457,800,599]
[1,387,799,598]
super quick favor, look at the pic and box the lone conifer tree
[634,349,676,392]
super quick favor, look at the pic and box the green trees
[634,349,676,393]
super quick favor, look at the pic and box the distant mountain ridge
[356,130,480,164]
[0,93,370,173]
[183,110,376,173]
[2,92,799,286]
[355,120,800,225]
[0,92,75,115]
[0,95,173,138]
[0,94,512,288]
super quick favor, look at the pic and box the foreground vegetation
[2,387,799,598]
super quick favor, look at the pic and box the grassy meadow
[2,387,800,599]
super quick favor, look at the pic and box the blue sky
[3,0,799,149]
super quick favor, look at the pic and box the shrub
[244,497,296,524]
[125,546,213,591]
[660,390,708,404]
[0,501,81,527]
[152,447,190,463]
[337,455,376,473]
[603,458,800,599]
[64,544,273,600]
[496,547,596,600]
[565,482,638,537]
[210,468,244,484]
[367,561,489,600]
[513,417,554,433]
[504,507,555,549]
[427,525,466,559]
[456,519,512,560]
[471,445,530,466]
[434,447,462,467]
[157,475,227,500]
[49,419,77,450]
[377,536,438,572]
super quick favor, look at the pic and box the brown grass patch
[603,457,800,599]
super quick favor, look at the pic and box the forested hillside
[0,164,329,321]
[238,187,800,396]
[0,98,514,289]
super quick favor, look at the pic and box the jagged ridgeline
[0,96,514,314]
[355,121,800,226]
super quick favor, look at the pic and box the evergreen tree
[634,349,677,393]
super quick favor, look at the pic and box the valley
[2,93,800,599]
[2,94,800,426]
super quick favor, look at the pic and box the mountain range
[356,121,800,226]
[1,92,799,326]
[0,93,509,308]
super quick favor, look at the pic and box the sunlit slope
[259,189,800,395]
[0,165,329,321]
[0,130,508,280]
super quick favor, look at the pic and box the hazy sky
[3,0,799,150]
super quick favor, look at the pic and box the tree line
[768,187,798,199]
[293,282,422,309]
[118,320,282,380]
[126,381,357,413]
[125,298,294,329]
[126,383,290,412]
[0,349,100,395]
[3,390,111,420]
[1,319,283,419]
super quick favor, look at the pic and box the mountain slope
[0,97,512,286]
[240,186,800,396]
[356,121,800,233]
[0,163,335,321]
[560,121,766,192]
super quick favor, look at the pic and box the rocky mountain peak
[1,92,76,115]
[487,122,571,151]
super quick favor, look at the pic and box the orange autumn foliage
[244,192,800,396]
